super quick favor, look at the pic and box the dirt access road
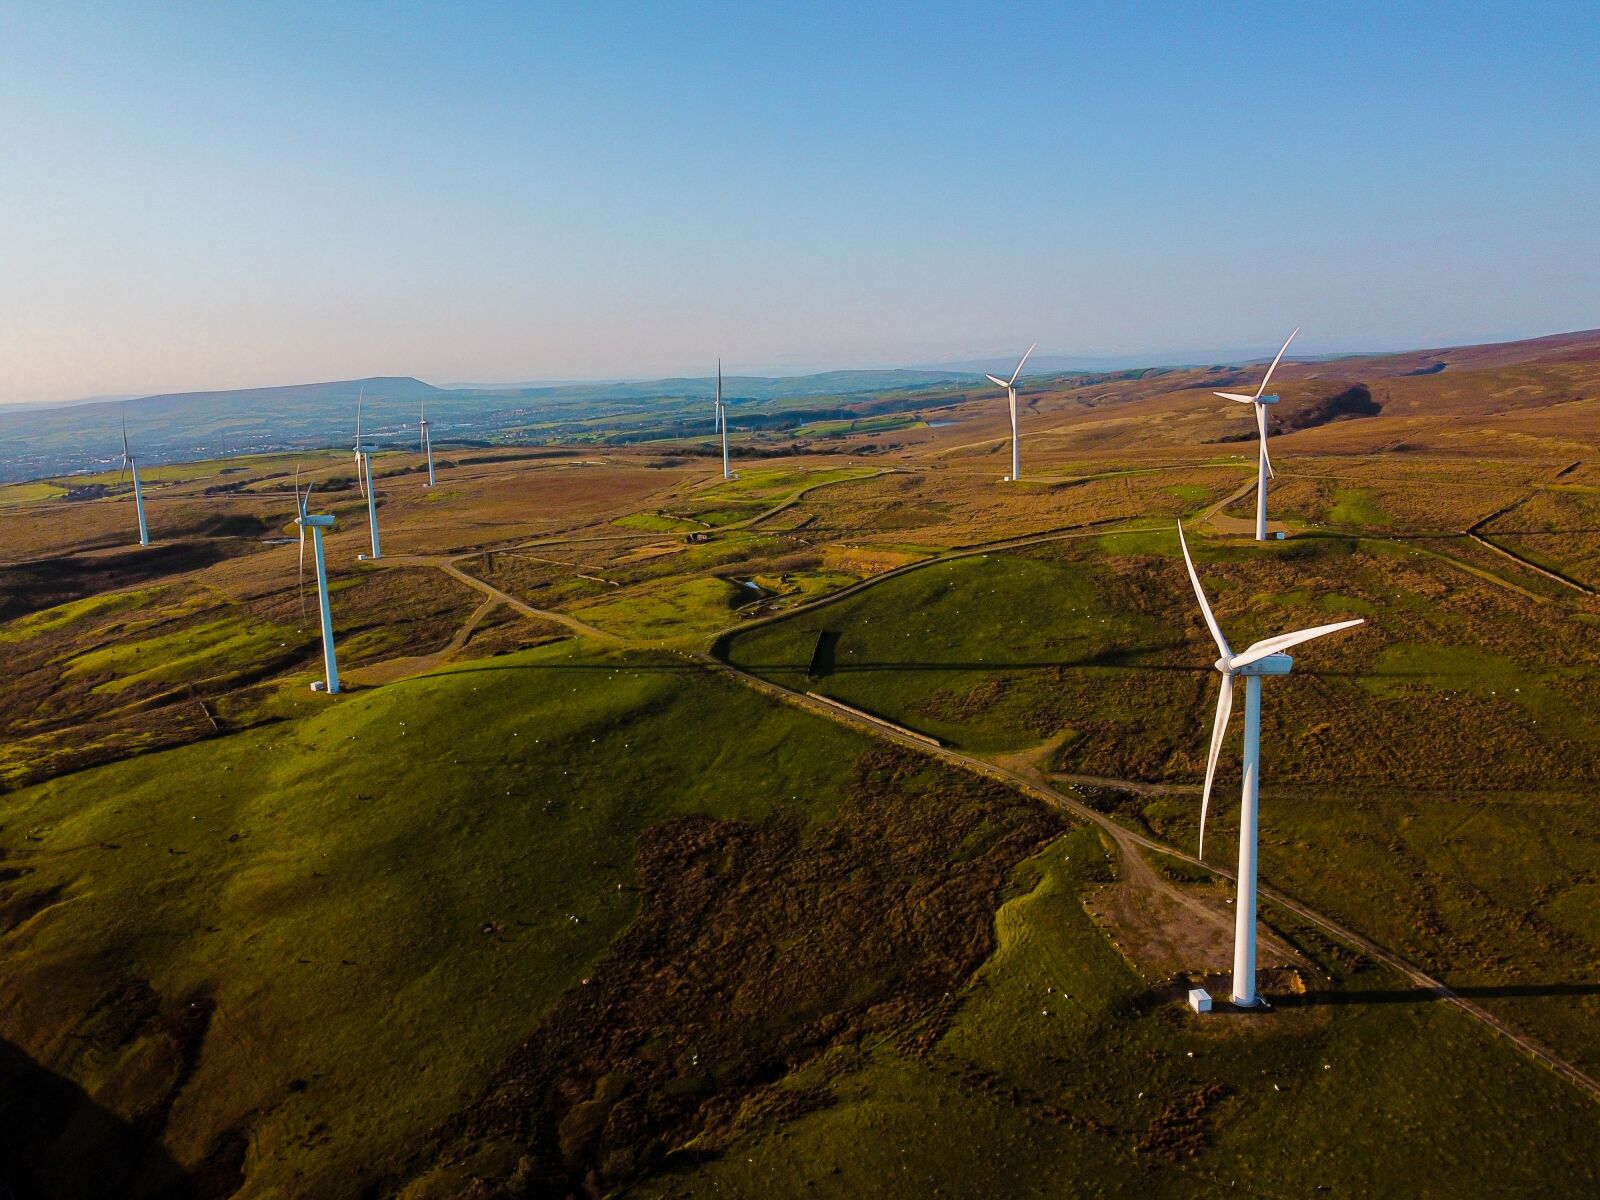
[376,485,1600,1107]
[696,654,1600,1105]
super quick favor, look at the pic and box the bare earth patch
[1083,854,1302,981]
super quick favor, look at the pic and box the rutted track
[695,651,1600,1106]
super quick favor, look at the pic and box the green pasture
[1,642,877,1196]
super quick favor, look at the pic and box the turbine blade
[356,387,364,444]
[1007,342,1037,387]
[1214,391,1257,404]
[119,411,131,486]
[717,359,722,407]
[985,374,1009,389]
[1176,522,1231,659]
[1229,618,1364,671]
[1256,327,1299,398]
[1256,403,1274,479]
[298,526,307,623]
[1199,672,1233,860]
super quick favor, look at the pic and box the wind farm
[7,328,1600,1198]
[3,5,1598,1199]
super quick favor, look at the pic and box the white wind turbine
[419,396,435,487]
[118,410,150,547]
[715,359,732,481]
[293,468,341,694]
[353,393,381,559]
[1177,521,1363,1008]
[985,343,1036,482]
[1213,329,1298,541]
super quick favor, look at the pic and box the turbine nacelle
[986,343,1035,392]
[296,513,335,529]
[1224,652,1292,677]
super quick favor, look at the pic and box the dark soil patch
[1275,383,1384,434]
[919,676,1011,722]
[1212,383,1383,443]
[396,747,1067,1198]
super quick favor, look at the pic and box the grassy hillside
[1,641,1062,1198]
[720,528,1600,1081]
[638,828,1600,1198]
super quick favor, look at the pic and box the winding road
[376,472,1600,1107]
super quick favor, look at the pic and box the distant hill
[1,330,1595,484]
[0,370,978,483]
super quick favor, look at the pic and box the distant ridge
[2,329,1596,484]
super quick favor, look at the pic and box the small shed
[1187,988,1212,1014]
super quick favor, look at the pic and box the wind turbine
[985,343,1036,482]
[294,469,341,694]
[118,410,150,546]
[716,359,732,481]
[1177,521,1362,1008]
[419,395,435,487]
[353,393,381,559]
[1213,329,1298,541]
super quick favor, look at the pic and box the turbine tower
[1213,329,1298,541]
[985,343,1036,482]
[717,359,731,481]
[118,411,150,547]
[419,396,435,487]
[1177,521,1362,1008]
[294,470,341,694]
[353,394,381,559]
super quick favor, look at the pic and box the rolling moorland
[0,370,983,485]
[3,328,1600,1198]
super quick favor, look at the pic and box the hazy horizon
[3,2,1596,405]
[8,322,1599,412]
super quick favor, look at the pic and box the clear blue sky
[1,1,1596,402]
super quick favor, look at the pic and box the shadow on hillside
[0,1036,204,1200]
[0,542,244,623]
[738,645,1196,675]
[1291,982,1600,1007]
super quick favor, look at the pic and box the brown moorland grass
[392,746,1066,1198]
